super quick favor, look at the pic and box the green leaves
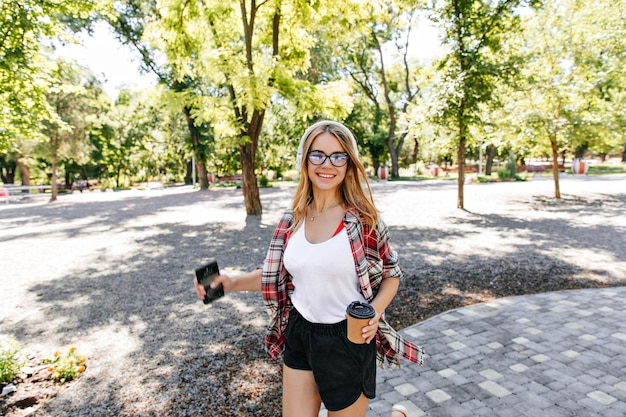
[0,0,98,152]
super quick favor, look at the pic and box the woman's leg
[283,365,322,417]
[327,393,369,417]
[391,404,408,417]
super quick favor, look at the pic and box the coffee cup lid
[346,301,376,319]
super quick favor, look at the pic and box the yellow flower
[79,356,87,363]
[68,359,76,365]
[69,345,77,353]
[78,365,86,373]
[53,350,61,357]
[52,372,61,380]
[47,366,55,372]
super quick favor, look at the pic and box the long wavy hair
[291,120,379,230]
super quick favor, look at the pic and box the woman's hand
[362,311,381,344]
[194,274,232,301]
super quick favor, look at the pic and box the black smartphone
[195,260,224,304]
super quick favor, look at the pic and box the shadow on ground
[1,183,625,416]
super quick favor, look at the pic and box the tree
[0,0,97,152]
[509,0,626,197]
[105,1,213,191]
[430,0,535,208]
[343,0,424,178]
[568,0,626,161]
[155,0,358,214]
[40,59,102,201]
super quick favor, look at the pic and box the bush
[259,174,270,188]
[497,168,512,180]
[44,345,87,383]
[0,338,24,384]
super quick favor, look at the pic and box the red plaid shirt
[262,209,425,368]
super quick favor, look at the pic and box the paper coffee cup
[346,301,376,344]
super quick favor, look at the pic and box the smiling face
[306,132,348,195]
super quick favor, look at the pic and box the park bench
[217,174,242,185]
[0,185,52,204]
[525,165,545,173]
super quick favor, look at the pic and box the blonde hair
[291,120,379,230]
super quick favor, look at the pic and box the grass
[587,164,626,175]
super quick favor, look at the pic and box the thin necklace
[309,202,340,221]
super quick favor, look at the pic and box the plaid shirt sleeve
[346,212,425,368]
[261,211,294,362]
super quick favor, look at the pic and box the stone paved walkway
[349,286,626,417]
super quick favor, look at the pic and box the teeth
[319,174,334,178]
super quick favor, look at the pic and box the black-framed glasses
[307,150,350,167]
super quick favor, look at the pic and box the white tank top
[284,221,367,324]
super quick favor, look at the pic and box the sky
[57,22,158,99]
[58,19,441,100]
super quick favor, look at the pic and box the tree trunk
[457,133,466,209]
[574,142,588,159]
[549,135,561,199]
[453,0,467,210]
[185,160,193,185]
[16,158,30,185]
[374,31,402,178]
[410,137,419,165]
[50,138,58,203]
[240,140,262,215]
[387,131,400,178]
[457,101,467,209]
[0,157,16,184]
[240,111,263,216]
[372,157,381,178]
[485,145,496,175]
[183,106,209,190]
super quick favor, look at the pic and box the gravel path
[1,175,625,416]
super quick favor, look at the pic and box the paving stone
[577,396,613,412]
[543,368,577,385]
[577,373,603,388]
[587,390,617,405]
[441,328,458,336]
[436,368,455,377]
[394,383,419,396]
[458,309,480,317]
[448,341,467,350]
[575,309,594,316]
[599,374,621,385]
[512,336,530,345]
[611,332,626,341]
[530,353,551,363]
[426,389,452,403]
[479,369,503,380]
[524,327,543,335]
[560,349,580,358]
[509,363,528,372]
[441,314,460,322]
[478,380,511,398]
[487,342,503,350]
[404,328,424,339]
[373,287,626,417]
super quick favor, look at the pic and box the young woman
[195,120,423,417]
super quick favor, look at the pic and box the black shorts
[283,308,377,411]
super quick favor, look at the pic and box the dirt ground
[1,175,625,416]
